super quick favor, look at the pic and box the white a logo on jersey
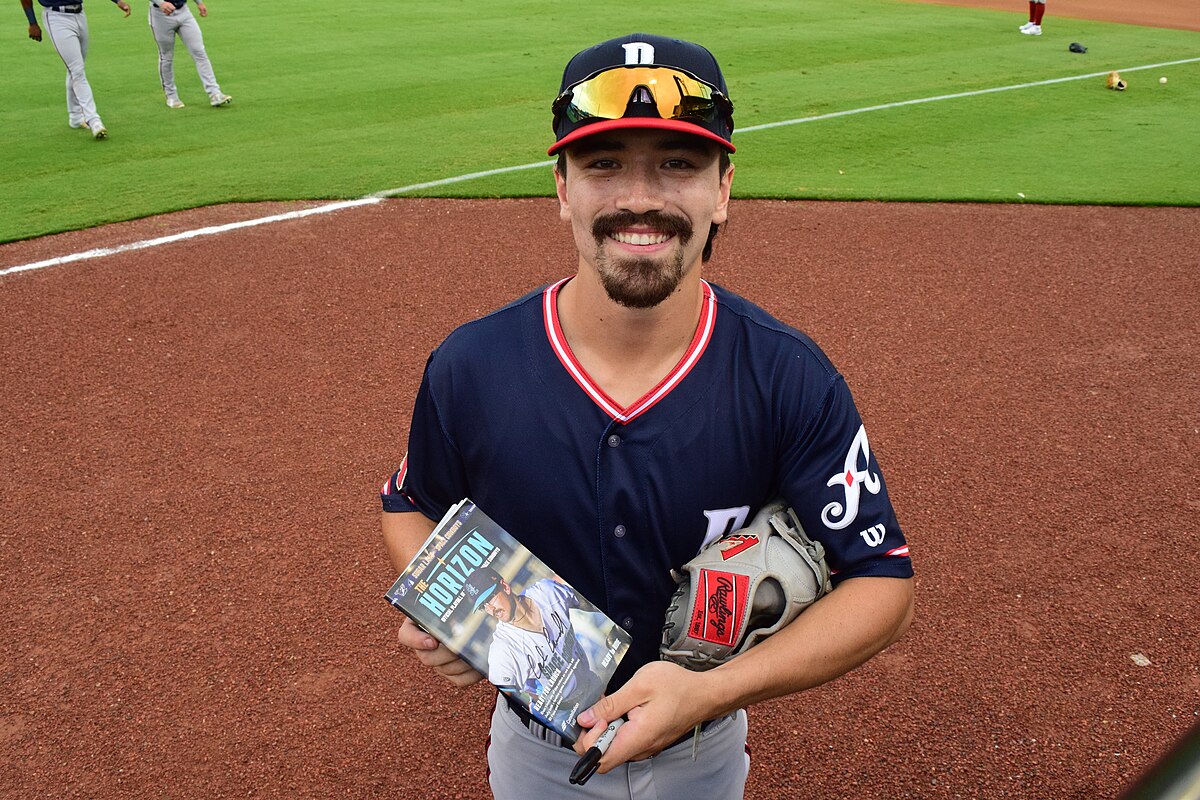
[822,425,881,530]
[622,42,655,65]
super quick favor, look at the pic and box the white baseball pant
[43,7,101,128]
[148,3,221,99]
[486,694,751,799]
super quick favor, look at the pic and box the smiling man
[382,33,914,799]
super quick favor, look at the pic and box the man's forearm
[693,575,915,719]
[381,510,437,573]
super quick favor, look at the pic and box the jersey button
[614,524,626,538]
[622,616,634,630]
[606,434,621,447]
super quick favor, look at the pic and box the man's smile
[610,230,673,246]
[593,211,693,249]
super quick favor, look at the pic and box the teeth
[613,231,670,246]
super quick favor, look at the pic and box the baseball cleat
[70,119,88,129]
[209,93,232,107]
[90,123,108,139]
[166,97,186,109]
[1019,21,1034,31]
[1021,24,1042,35]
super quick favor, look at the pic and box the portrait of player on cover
[465,567,606,731]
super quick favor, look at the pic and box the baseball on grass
[1159,76,1168,84]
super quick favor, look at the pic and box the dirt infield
[2,194,1198,798]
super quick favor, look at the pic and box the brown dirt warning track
[1,3,1197,797]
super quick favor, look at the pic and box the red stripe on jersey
[381,455,409,496]
[885,545,910,557]
[543,278,716,423]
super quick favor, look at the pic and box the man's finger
[396,618,437,650]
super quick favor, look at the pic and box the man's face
[555,129,733,309]
[480,582,515,622]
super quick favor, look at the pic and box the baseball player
[21,0,131,139]
[147,0,230,108]
[466,568,606,737]
[1020,0,1047,35]
[382,33,914,799]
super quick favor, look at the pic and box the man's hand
[117,0,130,16]
[196,1,207,16]
[573,661,713,771]
[574,575,915,774]
[28,23,41,41]
[160,1,176,13]
[396,616,484,687]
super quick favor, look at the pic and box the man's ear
[713,161,734,226]
[555,166,571,222]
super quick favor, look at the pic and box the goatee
[592,211,693,309]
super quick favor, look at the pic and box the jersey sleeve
[780,376,912,584]
[379,350,469,520]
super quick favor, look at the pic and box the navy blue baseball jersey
[382,278,912,689]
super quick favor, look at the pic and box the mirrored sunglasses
[553,66,733,126]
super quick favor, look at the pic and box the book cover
[385,499,632,743]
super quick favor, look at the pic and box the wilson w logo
[859,524,886,547]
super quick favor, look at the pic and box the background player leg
[66,66,84,127]
[150,7,182,108]
[1021,0,1045,34]
[175,6,229,106]
[45,10,104,136]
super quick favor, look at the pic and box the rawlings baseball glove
[1107,71,1128,91]
[660,500,831,671]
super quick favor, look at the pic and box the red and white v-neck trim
[542,277,717,423]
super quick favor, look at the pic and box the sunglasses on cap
[553,65,733,128]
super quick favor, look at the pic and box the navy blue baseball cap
[464,567,503,611]
[549,33,735,155]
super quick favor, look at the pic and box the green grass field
[2,0,1197,242]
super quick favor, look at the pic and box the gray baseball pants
[43,8,102,128]
[486,694,750,799]
[148,3,220,99]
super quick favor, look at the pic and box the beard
[591,211,693,309]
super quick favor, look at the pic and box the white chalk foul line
[4,56,1197,279]
[370,160,555,198]
[738,57,1200,133]
[1,198,382,278]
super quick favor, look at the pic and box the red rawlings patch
[687,569,749,646]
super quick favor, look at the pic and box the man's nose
[616,168,667,214]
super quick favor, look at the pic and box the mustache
[592,211,693,244]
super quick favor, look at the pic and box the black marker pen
[568,718,625,786]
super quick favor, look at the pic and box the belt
[47,4,83,12]
[503,694,726,752]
